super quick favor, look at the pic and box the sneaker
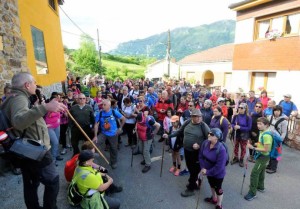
[257,188,265,193]
[179,169,190,176]
[169,166,176,173]
[248,156,255,163]
[266,169,276,174]
[140,160,146,165]
[174,169,180,176]
[244,192,257,201]
[204,197,217,205]
[142,166,151,173]
[216,205,223,209]
[158,138,164,143]
[112,186,123,193]
[56,156,64,161]
[125,143,132,147]
[60,148,67,155]
[11,167,22,175]
[231,157,239,165]
[239,159,244,167]
[181,189,195,197]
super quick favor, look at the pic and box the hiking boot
[244,192,257,201]
[257,188,265,193]
[12,167,22,175]
[169,166,176,173]
[142,166,151,173]
[111,186,123,193]
[111,164,117,169]
[125,143,132,147]
[174,169,180,176]
[204,196,217,205]
[266,169,276,174]
[239,159,244,167]
[140,160,146,165]
[231,157,239,165]
[158,138,164,143]
[181,189,195,197]
[179,169,190,176]
[56,156,64,161]
[216,205,223,209]
[60,148,67,155]
[248,156,255,163]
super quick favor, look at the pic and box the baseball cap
[78,150,94,163]
[209,128,223,140]
[191,109,202,116]
[217,97,225,103]
[284,94,292,98]
[170,115,179,122]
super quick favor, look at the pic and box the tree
[71,35,101,74]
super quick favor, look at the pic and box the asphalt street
[1,134,300,209]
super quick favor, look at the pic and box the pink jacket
[45,112,61,129]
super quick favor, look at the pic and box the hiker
[244,117,272,201]
[216,97,228,118]
[199,128,227,209]
[249,102,263,163]
[246,90,260,115]
[224,92,235,122]
[279,94,298,117]
[163,109,210,197]
[231,103,252,167]
[200,99,214,125]
[259,90,270,110]
[168,115,182,176]
[209,106,229,142]
[263,100,276,117]
[266,105,288,174]
[72,150,120,209]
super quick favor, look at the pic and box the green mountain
[110,20,235,60]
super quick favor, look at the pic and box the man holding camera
[1,72,66,209]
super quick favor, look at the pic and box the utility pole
[97,29,102,75]
[167,29,171,77]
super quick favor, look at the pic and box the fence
[286,116,300,150]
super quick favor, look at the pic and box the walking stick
[66,109,109,165]
[160,138,165,177]
[230,127,237,164]
[196,174,204,209]
[240,146,249,195]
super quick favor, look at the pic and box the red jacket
[155,99,174,121]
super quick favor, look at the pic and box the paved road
[1,135,300,209]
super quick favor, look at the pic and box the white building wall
[234,18,255,44]
[145,60,179,80]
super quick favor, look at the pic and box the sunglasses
[255,106,262,108]
[138,100,143,103]
[238,107,244,109]
[78,98,86,100]
[208,132,215,137]
[188,105,194,107]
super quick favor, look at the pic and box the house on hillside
[0,0,66,97]
[229,0,300,104]
[178,44,234,91]
[145,58,179,80]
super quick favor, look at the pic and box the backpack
[201,140,230,166]
[270,116,286,137]
[258,130,283,160]
[136,114,155,141]
[64,154,79,182]
[279,100,294,116]
[67,170,90,206]
[212,115,232,137]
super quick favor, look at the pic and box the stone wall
[286,117,300,151]
[0,0,28,95]
[42,81,63,99]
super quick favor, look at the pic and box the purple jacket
[231,114,252,140]
[199,140,226,179]
[209,115,229,142]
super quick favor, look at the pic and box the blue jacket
[246,97,260,115]
[199,140,226,179]
[201,107,213,125]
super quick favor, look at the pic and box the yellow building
[18,0,66,89]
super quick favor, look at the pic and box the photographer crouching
[0,72,67,209]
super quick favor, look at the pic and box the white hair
[11,72,33,88]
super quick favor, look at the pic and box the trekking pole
[160,137,165,177]
[230,126,237,163]
[196,173,204,209]
[240,145,249,195]
[66,109,109,165]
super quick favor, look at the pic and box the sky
[59,0,239,52]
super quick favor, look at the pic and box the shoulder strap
[290,102,294,113]
[274,118,285,133]
[220,116,224,126]
[279,100,283,105]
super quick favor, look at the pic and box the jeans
[48,127,60,159]
[249,155,270,195]
[20,152,59,209]
[184,149,200,190]
[267,158,278,171]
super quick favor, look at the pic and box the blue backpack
[259,130,283,160]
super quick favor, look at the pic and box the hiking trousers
[184,149,200,190]
[249,155,270,195]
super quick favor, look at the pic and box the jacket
[209,115,229,142]
[155,99,174,121]
[1,87,51,150]
[231,114,252,140]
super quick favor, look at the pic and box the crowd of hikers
[0,72,299,209]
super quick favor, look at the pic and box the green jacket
[1,87,51,150]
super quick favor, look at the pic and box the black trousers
[20,151,59,209]
[267,158,278,171]
[59,123,68,148]
[123,123,136,145]
[71,126,93,155]
[184,149,201,190]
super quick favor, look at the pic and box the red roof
[178,44,234,64]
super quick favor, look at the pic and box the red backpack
[136,114,148,141]
[64,154,79,182]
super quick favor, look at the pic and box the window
[256,11,300,40]
[31,26,48,74]
[49,0,56,10]
[251,72,276,95]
